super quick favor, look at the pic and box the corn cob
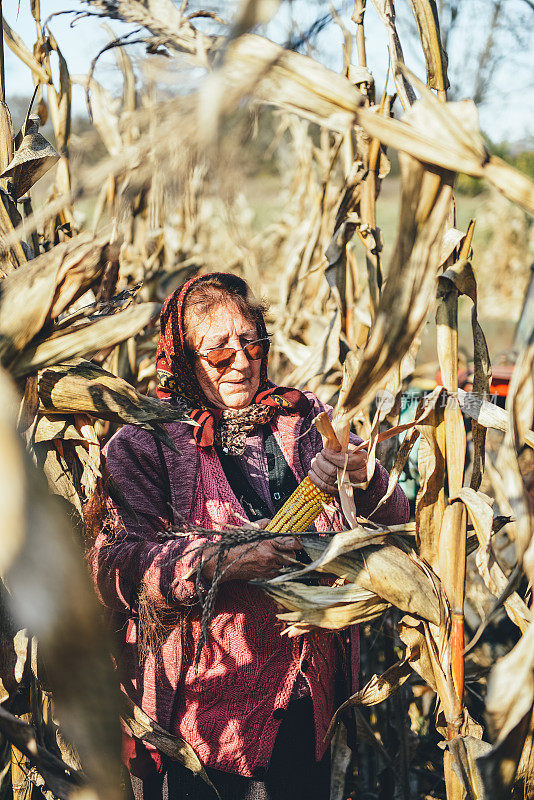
[265,476,331,533]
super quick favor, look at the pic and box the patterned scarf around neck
[155,273,311,455]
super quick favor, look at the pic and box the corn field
[0,1,533,799]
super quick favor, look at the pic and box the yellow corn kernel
[265,477,331,533]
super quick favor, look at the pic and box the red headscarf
[155,273,311,453]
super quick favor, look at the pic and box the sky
[3,0,534,146]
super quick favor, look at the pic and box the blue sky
[4,0,533,145]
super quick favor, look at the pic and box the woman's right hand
[201,535,300,582]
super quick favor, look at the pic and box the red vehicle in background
[435,363,515,405]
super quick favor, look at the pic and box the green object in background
[398,390,422,503]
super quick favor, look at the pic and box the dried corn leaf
[439,253,492,491]
[0,101,14,174]
[37,359,189,430]
[357,94,484,174]
[0,233,111,367]
[34,441,82,513]
[370,0,416,109]
[463,564,522,656]
[72,75,122,156]
[0,705,84,800]
[258,581,390,632]
[207,32,366,133]
[0,368,123,800]
[457,488,530,633]
[11,302,160,377]
[334,653,412,713]
[329,723,352,800]
[270,528,388,584]
[0,118,59,199]
[457,389,507,432]
[46,32,71,156]
[507,340,534,567]
[446,735,491,800]
[402,614,459,726]
[276,536,442,625]
[120,691,219,796]
[286,308,342,389]
[0,190,28,274]
[0,589,28,706]
[1,16,50,84]
[416,397,446,570]
[398,615,439,693]
[477,622,534,800]
[325,642,417,742]
[356,76,534,214]
[372,428,420,514]
[110,32,136,121]
[33,415,89,444]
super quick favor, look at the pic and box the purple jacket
[92,393,409,777]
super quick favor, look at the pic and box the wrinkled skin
[201,526,300,582]
[188,301,262,410]
[309,444,368,496]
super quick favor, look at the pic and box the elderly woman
[93,273,409,800]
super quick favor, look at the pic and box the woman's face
[188,301,262,410]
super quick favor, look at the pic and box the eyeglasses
[194,338,270,369]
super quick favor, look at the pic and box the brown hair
[182,274,268,349]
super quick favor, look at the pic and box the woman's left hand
[308,444,368,495]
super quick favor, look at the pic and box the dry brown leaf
[0,233,111,367]
[416,397,446,571]
[269,528,388,584]
[278,536,442,625]
[0,368,123,800]
[120,690,219,797]
[370,0,416,109]
[0,118,59,199]
[356,77,534,214]
[457,488,530,634]
[72,75,123,156]
[1,16,50,84]
[11,303,160,377]
[477,622,534,800]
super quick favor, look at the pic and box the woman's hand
[200,533,300,582]
[308,444,368,495]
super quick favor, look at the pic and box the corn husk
[270,533,443,626]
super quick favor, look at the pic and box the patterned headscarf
[156,273,311,455]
